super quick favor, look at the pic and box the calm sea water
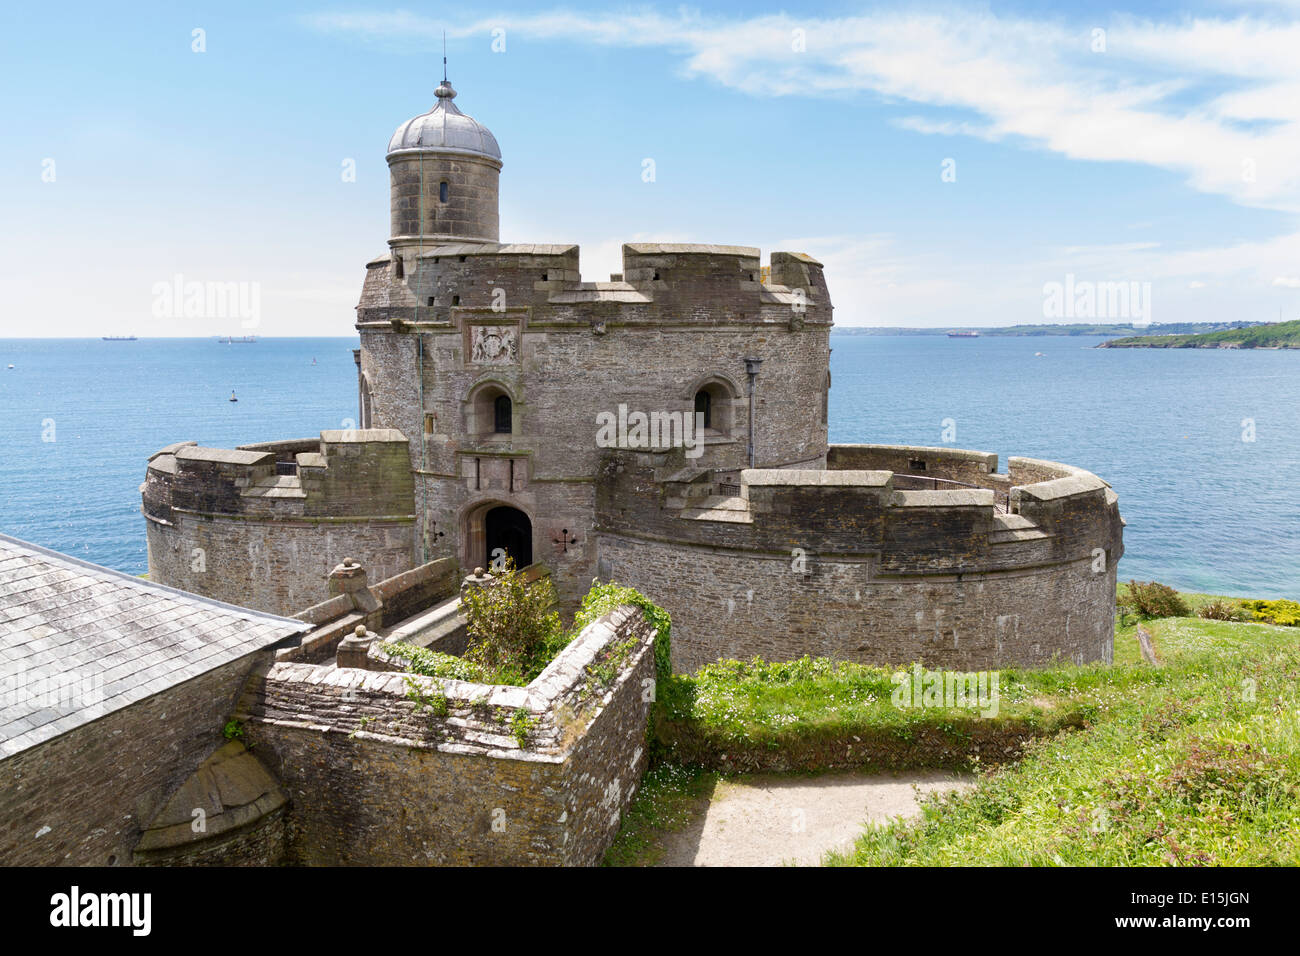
[0,335,1296,598]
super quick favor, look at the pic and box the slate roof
[0,533,309,758]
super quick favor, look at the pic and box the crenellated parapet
[142,430,417,616]
[595,444,1123,672]
[356,242,831,331]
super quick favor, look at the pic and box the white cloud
[306,6,1300,212]
[304,6,1300,326]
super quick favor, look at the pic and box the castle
[142,77,1125,672]
[1,76,1129,869]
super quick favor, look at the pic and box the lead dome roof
[387,81,502,163]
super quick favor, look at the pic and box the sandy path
[655,770,971,867]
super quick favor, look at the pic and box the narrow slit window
[493,394,512,434]
[694,390,712,430]
[439,181,449,203]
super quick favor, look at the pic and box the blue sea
[0,335,1296,598]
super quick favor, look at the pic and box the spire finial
[434,32,456,103]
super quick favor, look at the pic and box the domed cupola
[386,78,501,246]
[387,81,502,164]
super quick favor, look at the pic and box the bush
[573,581,672,681]
[1240,599,1300,627]
[461,558,568,684]
[1124,580,1189,619]
[380,642,490,682]
[1196,599,1245,622]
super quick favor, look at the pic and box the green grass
[827,602,1300,866]
[653,652,1161,774]
[606,585,1299,866]
[602,764,718,867]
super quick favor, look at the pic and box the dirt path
[654,770,972,867]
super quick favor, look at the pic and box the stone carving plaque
[470,326,518,365]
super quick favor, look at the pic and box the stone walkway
[654,770,972,867]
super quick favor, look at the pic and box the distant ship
[947,330,980,338]
[229,390,239,402]
[102,335,137,341]
[218,335,258,344]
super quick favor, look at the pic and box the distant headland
[1099,319,1300,349]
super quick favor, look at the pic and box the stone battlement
[143,428,412,523]
[596,443,1123,672]
[142,429,417,616]
[601,446,1119,572]
[357,242,830,328]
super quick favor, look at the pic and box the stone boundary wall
[237,604,657,866]
[142,429,417,615]
[278,557,461,665]
[0,652,275,866]
[596,445,1123,672]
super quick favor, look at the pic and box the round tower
[386,79,501,246]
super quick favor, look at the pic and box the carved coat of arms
[470,326,518,365]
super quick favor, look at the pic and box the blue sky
[2,0,1299,334]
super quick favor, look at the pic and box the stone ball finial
[355,624,367,637]
[474,567,484,576]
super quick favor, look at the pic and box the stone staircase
[987,511,1049,544]
[661,468,754,524]
[240,473,306,500]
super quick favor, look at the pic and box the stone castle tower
[352,77,834,610]
[386,79,501,245]
[143,76,1123,673]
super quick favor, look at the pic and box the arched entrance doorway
[484,505,532,569]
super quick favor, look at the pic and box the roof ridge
[0,532,309,631]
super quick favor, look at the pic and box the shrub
[573,581,672,681]
[1124,580,1189,619]
[381,642,489,682]
[1240,599,1300,627]
[461,558,567,683]
[1196,599,1245,622]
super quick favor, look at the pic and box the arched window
[493,394,512,433]
[688,376,739,439]
[439,181,449,203]
[694,390,712,430]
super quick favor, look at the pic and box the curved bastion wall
[142,430,417,616]
[593,443,1124,673]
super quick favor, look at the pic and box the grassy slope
[826,597,1300,866]
[1101,318,1300,348]
[606,588,1299,866]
